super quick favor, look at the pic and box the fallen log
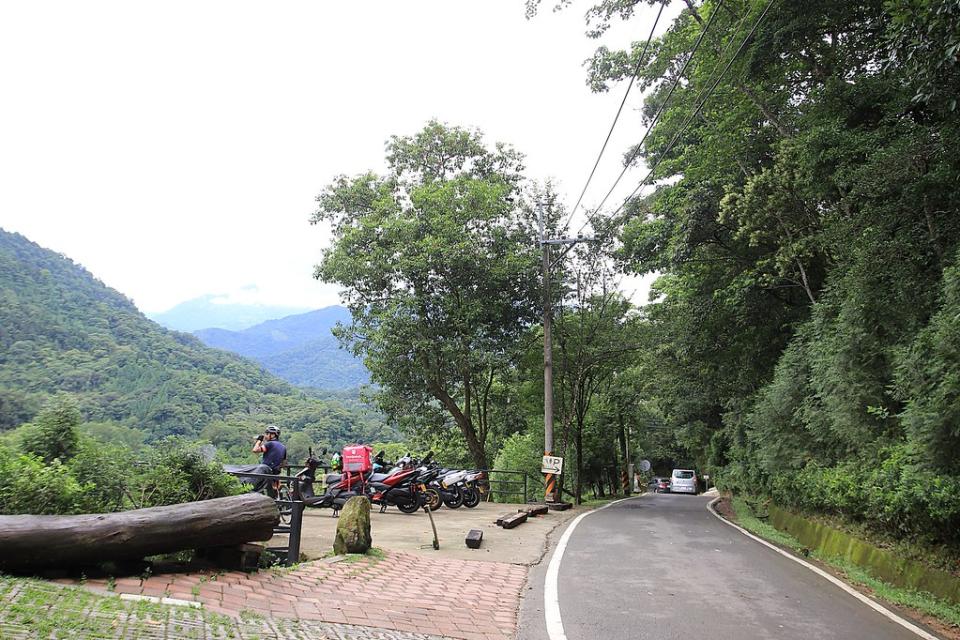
[0,493,279,573]
[520,505,549,517]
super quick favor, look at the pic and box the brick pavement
[71,551,525,640]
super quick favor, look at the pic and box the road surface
[519,493,937,640]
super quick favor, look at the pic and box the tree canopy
[312,121,542,468]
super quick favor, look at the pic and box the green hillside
[0,228,392,448]
[194,307,370,389]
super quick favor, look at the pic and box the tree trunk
[618,413,629,496]
[575,416,583,505]
[0,493,279,573]
[428,380,488,469]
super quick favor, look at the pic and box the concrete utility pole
[539,200,593,503]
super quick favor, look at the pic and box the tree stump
[334,496,372,555]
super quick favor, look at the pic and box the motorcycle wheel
[424,488,442,511]
[442,486,464,509]
[276,485,293,523]
[463,487,481,508]
[397,497,421,514]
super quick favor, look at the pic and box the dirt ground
[293,501,584,565]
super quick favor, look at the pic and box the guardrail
[481,469,542,504]
[223,469,306,566]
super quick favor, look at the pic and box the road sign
[542,455,564,475]
[639,459,652,473]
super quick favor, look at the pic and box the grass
[728,497,960,629]
[0,574,335,639]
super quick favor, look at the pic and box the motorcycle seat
[369,472,390,482]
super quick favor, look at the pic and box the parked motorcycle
[366,452,434,514]
[297,448,370,515]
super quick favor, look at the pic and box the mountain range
[194,307,369,390]
[149,295,312,332]
[0,227,388,446]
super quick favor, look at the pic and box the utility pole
[539,200,593,504]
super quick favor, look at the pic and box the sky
[0,1,678,314]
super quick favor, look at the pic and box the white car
[670,469,698,494]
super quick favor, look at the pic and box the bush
[768,444,960,547]
[129,440,245,508]
[67,437,131,512]
[20,401,81,463]
[491,432,542,503]
[0,446,88,515]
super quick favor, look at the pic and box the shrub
[20,400,81,463]
[0,447,88,515]
[767,444,960,547]
[492,432,542,503]
[129,440,245,508]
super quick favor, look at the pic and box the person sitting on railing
[251,425,287,496]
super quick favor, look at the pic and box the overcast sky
[0,1,677,314]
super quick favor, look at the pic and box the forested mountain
[194,307,369,389]
[149,294,311,332]
[0,228,392,448]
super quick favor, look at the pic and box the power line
[559,0,667,235]
[579,0,777,234]
[575,0,725,234]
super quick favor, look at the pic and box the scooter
[430,467,466,508]
[298,448,369,516]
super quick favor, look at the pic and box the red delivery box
[342,444,373,473]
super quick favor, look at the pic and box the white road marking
[544,495,645,640]
[707,497,941,640]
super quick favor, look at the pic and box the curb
[707,497,941,640]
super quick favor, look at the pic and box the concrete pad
[293,501,586,565]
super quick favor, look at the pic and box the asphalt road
[519,493,937,640]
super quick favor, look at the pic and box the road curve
[524,493,936,640]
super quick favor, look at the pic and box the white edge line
[707,497,941,640]
[544,495,645,640]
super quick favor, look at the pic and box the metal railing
[481,469,542,504]
[223,469,306,566]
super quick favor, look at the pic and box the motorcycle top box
[342,444,373,473]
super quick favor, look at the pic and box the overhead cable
[578,0,777,235]
[576,0,726,232]
[559,0,667,235]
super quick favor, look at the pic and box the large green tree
[312,121,542,468]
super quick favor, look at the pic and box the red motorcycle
[366,453,433,514]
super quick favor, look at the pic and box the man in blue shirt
[251,425,287,493]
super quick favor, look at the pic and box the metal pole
[541,201,557,503]
[287,480,304,566]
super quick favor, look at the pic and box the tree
[21,400,81,463]
[312,121,542,468]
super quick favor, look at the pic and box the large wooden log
[0,493,279,572]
